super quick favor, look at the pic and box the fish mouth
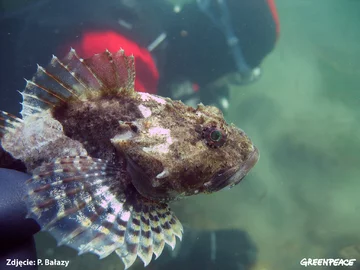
[228,146,259,187]
[205,147,259,192]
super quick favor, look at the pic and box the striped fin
[20,49,135,118]
[115,202,183,269]
[25,155,183,269]
[0,110,23,138]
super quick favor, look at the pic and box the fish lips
[204,147,259,193]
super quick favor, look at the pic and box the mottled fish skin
[0,49,259,269]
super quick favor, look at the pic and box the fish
[0,48,259,269]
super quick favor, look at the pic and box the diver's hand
[0,168,40,270]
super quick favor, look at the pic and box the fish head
[177,103,260,195]
[111,94,259,201]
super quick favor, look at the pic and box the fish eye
[202,126,227,147]
[210,130,222,142]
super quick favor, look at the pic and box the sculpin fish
[0,49,259,268]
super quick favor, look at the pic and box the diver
[0,0,278,268]
[1,0,279,114]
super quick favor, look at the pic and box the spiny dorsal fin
[21,48,135,119]
[0,110,23,138]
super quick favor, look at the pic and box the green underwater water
[173,0,360,269]
[2,0,358,269]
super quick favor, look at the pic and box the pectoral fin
[25,155,183,269]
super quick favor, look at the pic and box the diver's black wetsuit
[0,0,279,113]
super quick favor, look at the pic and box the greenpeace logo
[300,258,357,267]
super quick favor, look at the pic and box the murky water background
[189,1,360,268]
[1,0,360,269]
